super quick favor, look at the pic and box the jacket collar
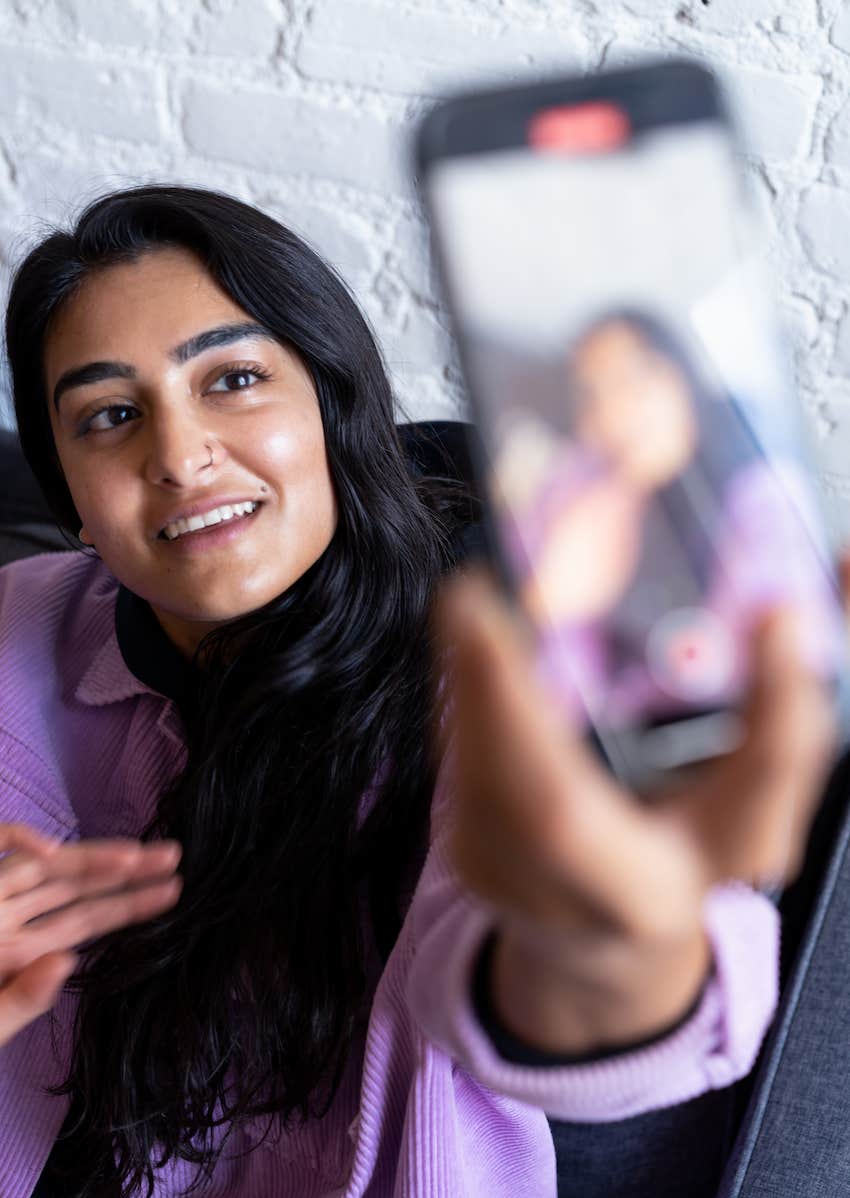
[75,582,191,710]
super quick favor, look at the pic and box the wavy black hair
[5,185,455,1196]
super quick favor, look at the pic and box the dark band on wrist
[471,930,710,1067]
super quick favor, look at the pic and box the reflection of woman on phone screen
[497,310,838,724]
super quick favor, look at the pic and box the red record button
[646,606,736,700]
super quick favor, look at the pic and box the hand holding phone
[436,569,835,1055]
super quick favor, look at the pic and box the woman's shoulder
[0,553,131,836]
[0,549,117,628]
[0,553,121,836]
[0,550,120,705]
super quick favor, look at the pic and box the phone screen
[420,64,847,786]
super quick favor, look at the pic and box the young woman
[0,185,834,1198]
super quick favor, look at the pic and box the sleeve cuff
[471,929,709,1068]
[409,881,779,1123]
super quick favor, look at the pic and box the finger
[436,571,704,939]
[736,607,836,882]
[0,952,77,1047]
[0,878,98,930]
[675,607,836,886]
[124,840,183,878]
[0,842,183,930]
[0,824,62,857]
[0,852,55,903]
[0,826,67,900]
[0,839,181,911]
[435,568,601,788]
[2,877,184,969]
[0,841,147,904]
[838,547,850,623]
[20,838,182,886]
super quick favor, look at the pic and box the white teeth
[162,501,258,541]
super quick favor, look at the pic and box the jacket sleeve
[405,755,779,1123]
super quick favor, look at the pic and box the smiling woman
[2,186,454,1195]
[0,185,832,1198]
[44,248,337,655]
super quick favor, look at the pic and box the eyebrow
[52,321,278,410]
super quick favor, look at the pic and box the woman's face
[571,321,698,490]
[45,247,338,656]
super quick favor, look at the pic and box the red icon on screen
[646,607,736,700]
[528,102,631,154]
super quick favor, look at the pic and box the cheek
[59,457,135,541]
[261,415,337,523]
[653,393,692,447]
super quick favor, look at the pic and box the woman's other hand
[0,826,181,1047]
[435,571,836,1056]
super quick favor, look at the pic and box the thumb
[436,570,703,938]
[435,567,603,799]
[0,952,77,1047]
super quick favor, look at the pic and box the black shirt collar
[115,585,192,709]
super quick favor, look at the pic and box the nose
[143,405,220,488]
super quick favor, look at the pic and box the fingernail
[55,952,78,981]
[155,841,182,862]
[766,607,803,663]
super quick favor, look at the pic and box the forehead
[574,322,649,366]
[44,247,249,380]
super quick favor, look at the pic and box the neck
[149,605,228,660]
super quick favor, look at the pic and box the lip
[158,502,263,554]
[153,495,263,538]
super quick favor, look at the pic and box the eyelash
[206,363,273,393]
[76,362,274,436]
[77,404,138,436]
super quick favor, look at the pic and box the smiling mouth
[159,501,262,542]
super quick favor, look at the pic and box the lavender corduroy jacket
[0,552,778,1197]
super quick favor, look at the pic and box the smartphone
[416,59,848,791]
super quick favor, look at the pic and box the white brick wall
[1,0,849,532]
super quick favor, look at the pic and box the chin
[187,600,270,625]
[207,584,298,619]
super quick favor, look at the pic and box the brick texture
[0,0,846,530]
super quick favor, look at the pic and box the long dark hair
[6,185,453,1195]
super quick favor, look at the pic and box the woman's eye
[84,405,139,434]
[207,369,268,393]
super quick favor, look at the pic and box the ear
[78,527,94,548]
